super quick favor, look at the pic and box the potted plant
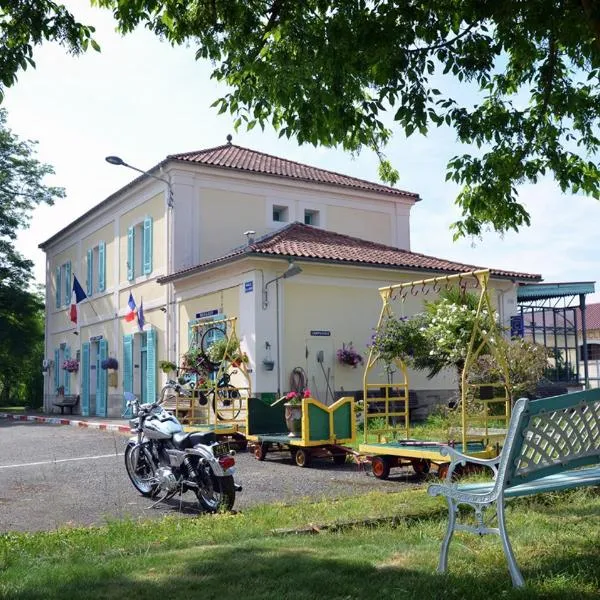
[206,334,244,365]
[62,359,79,373]
[101,357,119,370]
[159,360,178,375]
[281,388,311,437]
[262,358,275,371]
[336,342,363,368]
[181,346,211,376]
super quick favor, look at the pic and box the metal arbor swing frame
[182,316,252,436]
[360,269,513,479]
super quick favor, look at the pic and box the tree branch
[407,23,476,54]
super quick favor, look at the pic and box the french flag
[124,292,137,322]
[70,276,87,324]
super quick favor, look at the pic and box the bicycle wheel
[210,384,242,421]
[200,326,226,371]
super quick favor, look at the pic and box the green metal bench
[428,387,600,587]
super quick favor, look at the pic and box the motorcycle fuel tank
[143,414,183,440]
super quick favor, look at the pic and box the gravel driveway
[0,420,422,532]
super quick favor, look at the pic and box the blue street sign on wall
[244,281,254,293]
[310,330,331,337]
[510,315,524,337]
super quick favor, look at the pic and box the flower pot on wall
[262,359,275,371]
[284,403,302,437]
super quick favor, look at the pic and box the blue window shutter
[86,250,93,296]
[146,328,157,403]
[98,241,106,292]
[64,346,71,395]
[55,267,61,308]
[54,348,60,391]
[123,334,134,394]
[127,226,135,281]
[143,217,153,275]
[81,343,90,416]
[64,262,71,307]
[97,339,108,417]
[122,334,134,416]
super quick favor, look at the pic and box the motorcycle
[123,389,241,512]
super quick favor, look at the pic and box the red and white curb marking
[0,412,130,433]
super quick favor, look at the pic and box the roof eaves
[39,158,172,250]
[159,249,541,285]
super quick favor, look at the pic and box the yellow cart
[359,269,512,479]
[246,395,356,467]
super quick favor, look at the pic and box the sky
[4,2,600,304]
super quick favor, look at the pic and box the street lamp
[262,261,303,309]
[262,260,303,397]
[105,155,174,208]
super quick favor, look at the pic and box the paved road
[0,420,421,532]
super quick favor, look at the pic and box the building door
[95,339,108,417]
[81,343,90,416]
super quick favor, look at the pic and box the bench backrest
[497,388,600,490]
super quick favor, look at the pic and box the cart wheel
[254,443,268,461]
[371,456,391,480]
[411,458,431,476]
[437,463,449,480]
[232,433,248,452]
[332,453,347,466]
[294,448,311,468]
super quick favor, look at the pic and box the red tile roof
[159,222,542,283]
[168,144,419,199]
[582,303,600,331]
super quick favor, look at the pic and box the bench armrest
[439,445,502,483]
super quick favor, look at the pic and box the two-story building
[40,141,541,417]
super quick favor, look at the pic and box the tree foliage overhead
[0,0,98,103]
[93,0,600,238]
[1,1,600,238]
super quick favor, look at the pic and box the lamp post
[262,261,303,396]
[105,154,176,369]
[105,156,174,208]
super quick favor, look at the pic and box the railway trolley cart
[161,316,251,449]
[246,395,357,467]
[359,269,513,480]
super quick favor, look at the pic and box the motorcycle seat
[172,431,218,449]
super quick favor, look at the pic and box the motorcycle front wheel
[124,443,158,497]
[195,468,235,512]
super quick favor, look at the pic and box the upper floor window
[272,205,289,222]
[304,209,320,226]
[55,261,71,308]
[127,217,153,281]
[86,241,106,296]
[580,343,600,361]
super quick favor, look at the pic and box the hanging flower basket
[336,343,363,368]
[62,359,79,373]
[101,357,119,371]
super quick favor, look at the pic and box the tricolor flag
[70,276,87,324]
[137,298,145,331]
[124,292,137,322]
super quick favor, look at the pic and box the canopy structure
[515,281,596,388]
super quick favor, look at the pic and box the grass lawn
[1,486,599,599]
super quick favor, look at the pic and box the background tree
[1,2,599,237]
[0,108,64,406]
